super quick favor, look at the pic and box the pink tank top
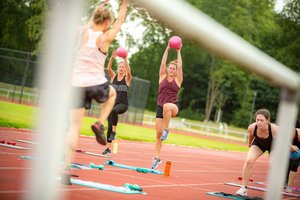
[71,28,107,87]
[157,78,180,107]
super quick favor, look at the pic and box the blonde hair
[117,61,125,67]
[168,60,177,68]
[93,7,113,25]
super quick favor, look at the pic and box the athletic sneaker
[61,167,72,185]
[108,131,116,141]
[91,122,107,145]
[160,129,170,141]
[285,186,292,193]
[151,157,162,169]
[235,186,247,196]
[102,148,111,156]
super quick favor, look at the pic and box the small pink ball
[116,47,127,58]
[169,36,182,49]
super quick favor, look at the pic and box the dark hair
[254,109,271,121]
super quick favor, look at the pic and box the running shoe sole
[91,124,107,145]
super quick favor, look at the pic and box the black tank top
[293,129,300,148]
[252,124,273,152]
[111,75,128,105]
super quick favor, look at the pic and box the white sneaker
[236,186,247,196]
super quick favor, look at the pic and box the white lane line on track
[0,167,33,170]
[0,188,96,194]
[0,151,23,156]
[141,182,224,188]
[0,167,267,176]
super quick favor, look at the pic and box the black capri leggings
[107,103,128,133]
[286,157,300,184]
[289,157,300,172]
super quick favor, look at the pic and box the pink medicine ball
[169,36,182,49]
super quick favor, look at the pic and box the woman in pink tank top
[151,41,183,169]
[63,0,128,185]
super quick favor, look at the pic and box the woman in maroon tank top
[151,42,183,169]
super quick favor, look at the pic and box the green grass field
[0,100,249,152]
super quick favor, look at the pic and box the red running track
[0,127,299,200]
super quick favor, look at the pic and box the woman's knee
[163,103,178,116]
[156,131,162,140]
[244,159,255,168]
[155,125,163,138]
[111,108,118,116]
[163,104,172,111]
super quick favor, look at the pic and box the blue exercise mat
[104,160,163,175]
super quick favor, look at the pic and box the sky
[275,0,285,12]
[110,0,286,56]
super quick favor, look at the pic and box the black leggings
[107,103,128,142]
[289,157,300,172]
[285,157,300,184]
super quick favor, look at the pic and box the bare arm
[271,123,279,138]
[105,0,128,42]
[107,51,116,80]
[248,124,255,147]
[123,57,132,86]
[175,45,183,87]
[159,45,170,83]
[296,128,300,142]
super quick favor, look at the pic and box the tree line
[0,0,299,128]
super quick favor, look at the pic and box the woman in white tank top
[62,0,128,185]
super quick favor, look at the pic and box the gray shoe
[102,148,111,156]
[108,131,116,141]
[151,158,162,169]
[160,129,170,141]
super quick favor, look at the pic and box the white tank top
[71,28,107,87]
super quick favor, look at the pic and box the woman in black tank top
[236,109,299,196]
[236,109,277,196]
[251,123,273,153]
[101,50,132,156]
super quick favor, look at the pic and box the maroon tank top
[157,78,180,107]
